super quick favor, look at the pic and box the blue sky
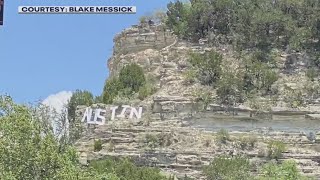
[0,0,171,104]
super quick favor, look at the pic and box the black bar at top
[0,0,4,25]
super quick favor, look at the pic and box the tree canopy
[166,0,320,63]
[67,90,95,143]
[0,95,171,180]
[102,63,147,104]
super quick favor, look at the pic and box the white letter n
[129,107,143,119]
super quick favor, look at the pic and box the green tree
[306,67,318,82]
[118,63,146,93]
[102,63,147,104]
[267,140,286,160]
[164,0,320,58]
[102,77,122,104]
[243,56,278,94]
[216,69,245,106]
[138,83,156,100]
[166,1,191,39]
[152,10,167,24]
[215,129,230,144]
[89,158,168,180]
[0,95,96,180]
[189,51,223,85]
[204,155,251,180]
[0,95,174,179]
[94,139,103,152]
[67,90,94,121]
[259,160,312,180]
[261,69,278,93]
[67,90,94,143]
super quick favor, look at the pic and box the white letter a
[81,107,92,123]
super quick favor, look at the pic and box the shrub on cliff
[182,69,197,85]
[139,75,157,100]
[67,90,94,121]
[67,90,94,143]
[238,135,258,150]
[189,51,222,85]
[119,63,146,93]
[140,10,167,25]
[102,63,147,103]
[204,155,251,180]
[216,69,245,106]
[267,140,286,160]
[165,0,320,55]
[261,69,278,93]
[102,77,122,104]
[215,129,230,144]
[306,67,318,82]
[89,158,168,180]
[138,83,156,100]
[259,160,310,180]
[243,56,278,94]
[94,139,103,152]
[283,88,304,108]
[144,134,160,150]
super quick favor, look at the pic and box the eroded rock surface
[75,119,320,179]
[76,24,320,179]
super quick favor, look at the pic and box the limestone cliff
[75,23,320,179]
[107,23,320,115]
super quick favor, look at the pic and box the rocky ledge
[75,115,320,179]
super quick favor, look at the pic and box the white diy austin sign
[81,105,143,125]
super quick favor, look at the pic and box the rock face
[306,114,320,120]
[113,24,175,56]
[75,24,320,179]
[107,23,320,112]
[108,24,176,78]
[75,120,320,179]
